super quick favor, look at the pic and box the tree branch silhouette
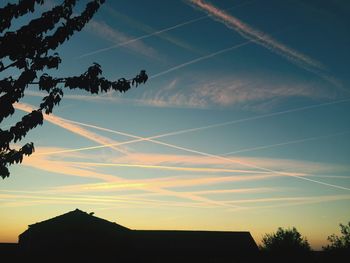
[0,0,148,179]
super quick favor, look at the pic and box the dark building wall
[129,230,259,262]
[17,210,259,262]
[19,229,258,262]
[0,243,20,262]
[19,226,130,256]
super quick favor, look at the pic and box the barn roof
[19,208,129,241]
[26,208,129,231]
[19,208,259,257]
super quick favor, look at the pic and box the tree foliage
[323,221,350,252]
[260,227,311,255]
[0,0,148,179]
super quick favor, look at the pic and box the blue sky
[1,0,350,249]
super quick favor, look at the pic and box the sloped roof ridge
[29,208,129,230]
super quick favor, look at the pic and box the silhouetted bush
[0,0,148,179]
[324,221,350,251]
[323,221,350,261]
[260,227,311,262]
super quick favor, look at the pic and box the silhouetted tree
[0,0,148,179]
[260,227,311,261]
[323,221,350,253]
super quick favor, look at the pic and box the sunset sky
[1,0,350,249]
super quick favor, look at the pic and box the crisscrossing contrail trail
[188,0,324,70]
[62,119,350,191]
[223,130,350,155]
[78,16,205,59]
[149,41,251,79]
[38,98,350,156]
[77,1,254,59]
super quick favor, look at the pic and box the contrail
[305,175,350,179]
[240,194,350,211]
[13,104,245,208]
[120,187,278,202]
[78,1,255,59]
[49,117,350,191]
[223,130,350,155]
[89,193,350,212]
[0,192,217,209]
[55,174,279,194]
[63,161,272,175]
[187,0,350,92]
[188,0,324,71]
[130,136,350,191]
[148,37,343,93]
[14,102,130,155]
[22,97,350,191]
[149,40,252,79]
[38,98,350,155]
[78,16,206,59]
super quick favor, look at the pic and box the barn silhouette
[17,209,259,262]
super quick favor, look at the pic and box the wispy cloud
[12,102,350,210]
[32,144,347,191]
[14,102,130,155]
[188,0,323,70]
[17,145,250,208]
[142,76,335,109]
[96,4,203,55]
[96,193,350,213]
[83,19,159,59]
[108,153,346,175]
[22,97,350,176]
[3,191,349,211]
[223,130,350,155]
[61,161,271,175]
[187,0,344,90]
[0,192,216,209]
[17,99,348,181]
[66,120,350,191]
[24,90,131,104]
[51,174,277,194]
[148,41,252,80]
[27,147,345,195]
[223,194,350,213]
[131,187,277,198]
[78,0,256,59]
[241,194,350,211]
[79,17,201,59]
[4,184,349,213]
[21,148,125,182]
[19,150,239,209]
[9,140,349,210]
[25,77,346,111]
[29,114,349,191]
[17,142,345,209]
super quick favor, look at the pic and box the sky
[1,0,350,249]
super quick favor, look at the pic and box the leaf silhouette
[0,0,148,179]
